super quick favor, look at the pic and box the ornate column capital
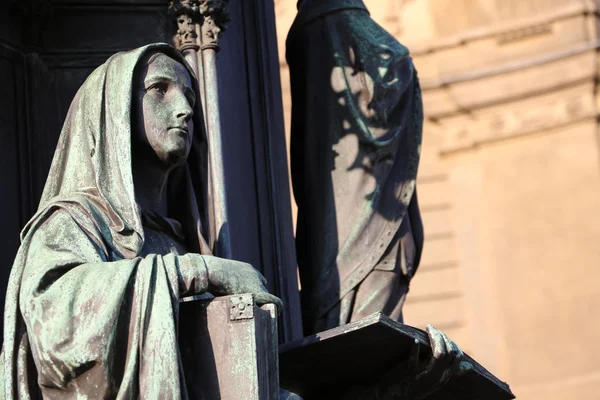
[198,0,230,51]
[169,0,230,52]
[168,0,201,52]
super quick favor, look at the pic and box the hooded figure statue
[0,43,280,399]
[287,0,424,335]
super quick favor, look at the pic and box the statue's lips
[168,127,189,137]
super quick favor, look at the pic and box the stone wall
[274,0,600,398]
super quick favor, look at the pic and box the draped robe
[1,43,215,399]
[287,0,425,335]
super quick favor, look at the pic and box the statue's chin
[160,146,190,169]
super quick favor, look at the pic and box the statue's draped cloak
[287,0,424,334]
[1,43,213,399]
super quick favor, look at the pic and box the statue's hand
[414,324,470,399]
[206,258,283,313]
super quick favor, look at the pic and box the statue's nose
[174,93,194,122]
[177,108,193,122]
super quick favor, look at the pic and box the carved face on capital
[134,52,196,168]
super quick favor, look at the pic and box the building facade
[275,0,600,398]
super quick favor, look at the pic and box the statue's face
[134,52,196,168]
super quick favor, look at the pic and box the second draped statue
[287,0,425,335]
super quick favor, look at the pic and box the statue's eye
[148,82,168,96]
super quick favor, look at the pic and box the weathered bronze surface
[287,0,424,336]
[0,43,280,398]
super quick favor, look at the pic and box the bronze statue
[286,3,476,397]
[287,0,424,335]
[0,43,280,399]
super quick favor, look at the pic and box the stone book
[178,294,279,399]
[279,313,515,399]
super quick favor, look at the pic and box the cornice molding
[435,83,598,155]
[410,2,596,56]
[421,39,600,91]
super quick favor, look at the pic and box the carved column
[198,0,231,258]
[170,0,231,258]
